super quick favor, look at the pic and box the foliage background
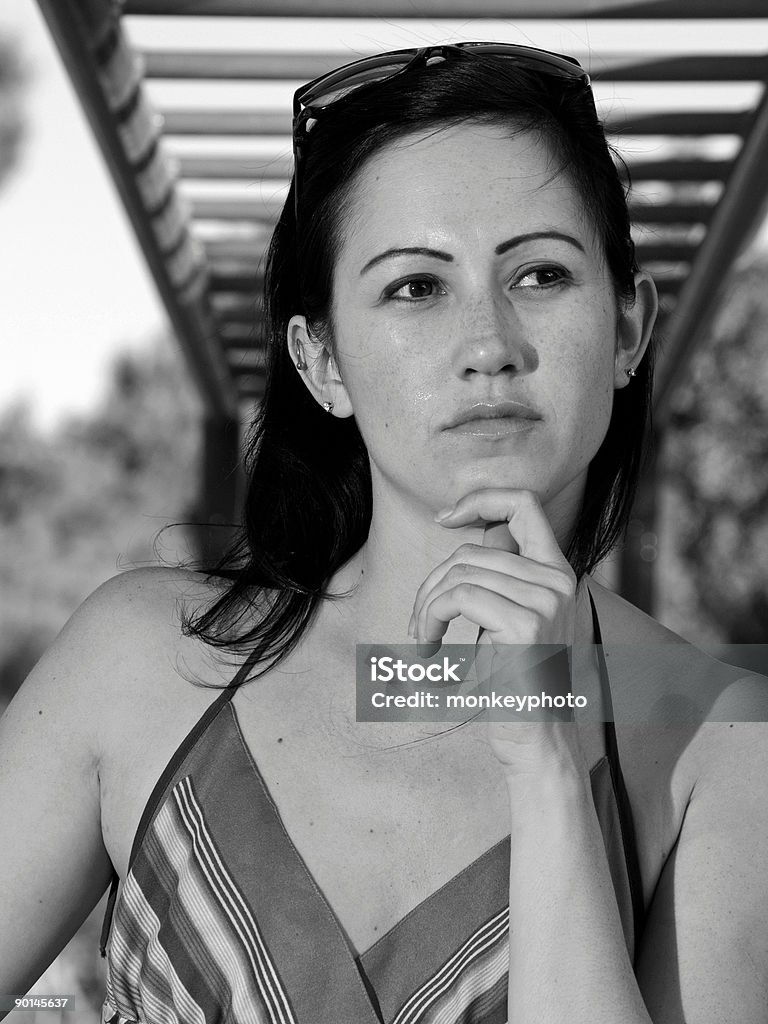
[1,339,202,1024]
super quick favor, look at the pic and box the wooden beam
[176,152,293,179]
[607,110,753,136]
[592,54,768,82]
[123,0,768,18]
[192,415,242,562]
[143,50,768,83]
[624,158,731,181]
[636,242,698,261]
[210,292,263,321]
[36,0,238,420]
[204,239,265,261]
[162,109,289,135]
[629,202,714,223]
[189,194,285,223]
[210,267,262,291]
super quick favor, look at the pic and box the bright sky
[0,0,166,430]
[2,3,767,430]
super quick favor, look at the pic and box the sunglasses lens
[301,59,414,109]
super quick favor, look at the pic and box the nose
[451,291,533,379]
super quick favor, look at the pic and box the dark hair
[185,50,656,671]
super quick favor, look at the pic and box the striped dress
[99,591,643,1024]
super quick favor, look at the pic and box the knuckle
[540,590,561,619]
[447,561,471,583]
[455,543,478,560]
[518,489,540,510]
[519,607,541,636]
[547,566,576,595]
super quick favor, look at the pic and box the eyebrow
[360,246,453,276]
[495,231,585,255]
[359,231,585,276]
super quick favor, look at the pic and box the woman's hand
[410,488,577,649]
[409,487,584,776]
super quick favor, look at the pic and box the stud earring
[296,358,307,371]
[323,401,334,413]
[625,366,637,378]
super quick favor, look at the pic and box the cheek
[338,326,441,427]
[547,303,617,439]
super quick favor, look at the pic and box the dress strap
[99,645,262,958]
[588,586,645,955]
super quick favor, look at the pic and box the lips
[444,401,543,430]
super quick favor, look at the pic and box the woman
[1,42,767,1024]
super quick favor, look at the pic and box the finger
[415,566,559,648]
[436,489,570,570]
[417,582,535,648]
[409,545,565,635]
[483,520,519,555]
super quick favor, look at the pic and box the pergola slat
[592,55,768,81]
[162,109,290,135]
[142,51,768,83]
[176,153,293,180]
[36,0,239,422]
[607,110,753,134]
[629,202,714,223]
[635,242,699,262]
[623,158,732,180]
[123,0,768,18]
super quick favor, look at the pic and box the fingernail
[435,504,456,522]
[417,639,442,658]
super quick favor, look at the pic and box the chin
[454,458,550,495]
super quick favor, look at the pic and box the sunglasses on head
[291,42,594,223]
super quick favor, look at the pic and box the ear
[286,315,354,418]
[614,271,658,389]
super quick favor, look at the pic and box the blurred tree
[660,253,768,643]
[0,333,203,709]
[0,335,206,1020]
[0,31,26,188]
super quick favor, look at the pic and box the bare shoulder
[586,574,768,810]
[14,566,236,766]
[586,576,767,728]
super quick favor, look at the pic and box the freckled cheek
[344,337,439,424]
[545,321,615,430]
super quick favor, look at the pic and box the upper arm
[0,568,194,997]
[635,711,768,1022]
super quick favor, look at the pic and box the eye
[384,276,445,301]
[513,266,570,290]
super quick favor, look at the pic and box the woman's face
[297,122,651,531]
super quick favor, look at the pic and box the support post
[193,415,242,564]
[618,443,660,614]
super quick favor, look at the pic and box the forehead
[338,122,596,259]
